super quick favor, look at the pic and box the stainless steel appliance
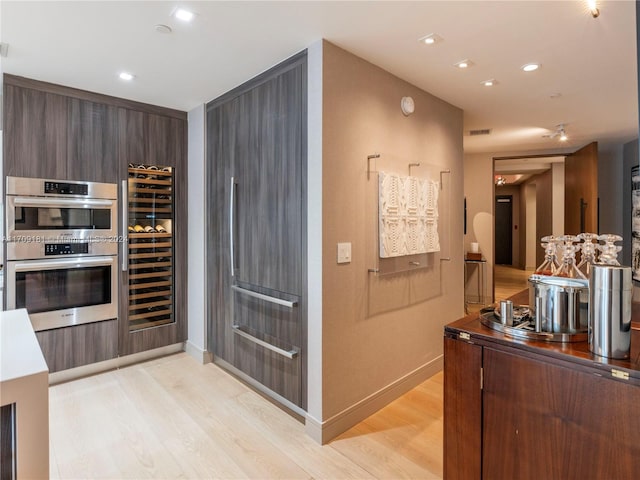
[528,274,589,334]
[5,177,118,331]
[589,264,632,359]
[6,176,118,259]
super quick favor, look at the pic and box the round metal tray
[479,306,588,343]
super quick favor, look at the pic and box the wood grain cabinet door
[67,98,118,182]
[3,84,68,179]
[443,335,483,480]
[207,52,307,409]
[117,107,188,356]
[482,347,640,479]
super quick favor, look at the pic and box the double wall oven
[5,177,118,331]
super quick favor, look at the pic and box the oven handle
[12,197,115,208]
[11,256,115,272]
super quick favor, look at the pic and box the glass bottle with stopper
[555,235,586,279]
[535,235,560,276]
[577,232,598,278]
[597,234,623,266]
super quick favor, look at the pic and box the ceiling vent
[468,128,492,136]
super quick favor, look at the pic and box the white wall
[186,104,209,363]
[306,40,323,426]
[463,153,495,300]
[307,40,464,443]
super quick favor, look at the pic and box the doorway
[495,195,513,265]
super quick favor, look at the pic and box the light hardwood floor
[467,264,532,313]
[493,264,531,302]
[49,353,444,479]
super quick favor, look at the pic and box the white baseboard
[185,340,213,364]
[305,355,443,444]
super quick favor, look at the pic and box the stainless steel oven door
[6,256,118,331]
[6,196,117,242]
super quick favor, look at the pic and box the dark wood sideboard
[444,291,640,480]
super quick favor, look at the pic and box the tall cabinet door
[118,108,188,356]
[67,98,119,183]
[3,83,68,179]
[208,52,307,409]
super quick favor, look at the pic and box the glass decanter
[597,234,623,266]
[535,235,560,276]
[555,235,586,279]
[577,232,598,278]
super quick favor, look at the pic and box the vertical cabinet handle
[230,177,236,277]
[121,179,128,272]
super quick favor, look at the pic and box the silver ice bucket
[528,274,589,334]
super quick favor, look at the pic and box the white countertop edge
[1,308,49,383]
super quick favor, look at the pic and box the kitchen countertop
[1,308,48,383]
[0,308,50,479]
[446,290,640,382]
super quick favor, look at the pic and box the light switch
[337,242,352,264]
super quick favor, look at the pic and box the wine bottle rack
[127,165,174,331]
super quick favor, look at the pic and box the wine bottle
[133,225,145,233]
[146,165,159,180]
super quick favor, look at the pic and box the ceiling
[0,1,637,154]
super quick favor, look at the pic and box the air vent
[469,128,492,136]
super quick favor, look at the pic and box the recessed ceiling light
[522,63,540,72]
[419,33,443,45]
[481,79,498,87]
[455,59,474,69]
[119,72,134,81]
[174,8,194,22]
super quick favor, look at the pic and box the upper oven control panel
[44,181,88,196]
[44,243,90,256]
[6,176,117,200]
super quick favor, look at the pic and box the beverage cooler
[125,164,174,331]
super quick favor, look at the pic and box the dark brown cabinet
[3,83,68,178]
[207,52,307,409]
[444,321,640,479]
[117,109,187,356]
[4,79,120,182]
[3,74,188,367]
[35,320,118,373]
[67,98,118,182]
[443,337,482,480]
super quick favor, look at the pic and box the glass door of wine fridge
[126,164,174,331]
